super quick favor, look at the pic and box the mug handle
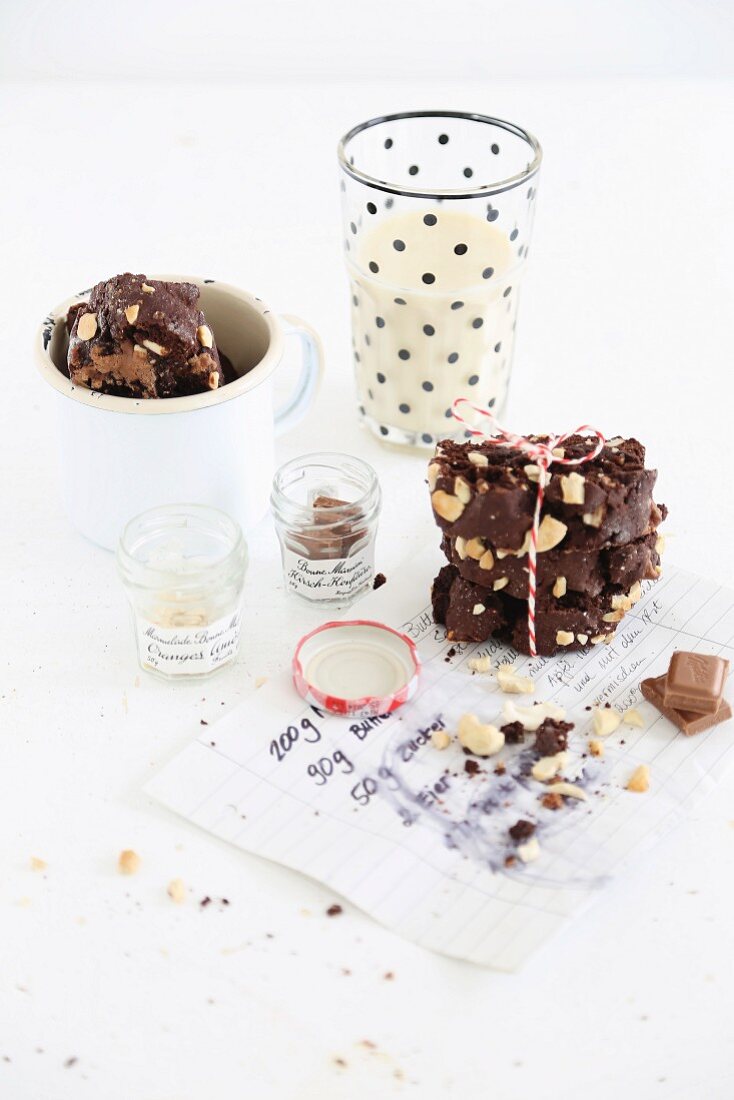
[274,314,325,435]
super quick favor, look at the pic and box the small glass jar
[116,504,248,680]
[271,452,381,607]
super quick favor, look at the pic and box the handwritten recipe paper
[146,550,734,970]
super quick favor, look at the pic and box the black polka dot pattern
[344,147,530,444]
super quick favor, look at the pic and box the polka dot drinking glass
[338,111,542,448]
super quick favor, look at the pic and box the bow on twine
[451,398,606,658]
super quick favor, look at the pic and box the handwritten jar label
[136,610,242,675]
[283,546,374,601]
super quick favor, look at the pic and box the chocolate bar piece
[641,674,732,736]
[664,651,729,715]
[67,273,225,398]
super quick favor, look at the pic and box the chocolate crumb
[509,819,536,843]
[326,903,343,917]
[541,792,564,811]
[494,762,506,775]
[445,646,457,661]
[200,719,208,726]
[534,718,573,757]
[200,896,212,908]
[504,855,516,868]
[333,1057,347,1068]
[501,721,525,744]
[384,971,395,981]
[464,759,481,776]
[373,573,387,590]
[64,1057,78,1069]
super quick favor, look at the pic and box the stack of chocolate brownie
[428,434,666,656]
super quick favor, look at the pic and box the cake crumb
[326,903,343,917]
[30,857,47,872]
[589,739,604,757]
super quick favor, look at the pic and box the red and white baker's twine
[451,398,606,658]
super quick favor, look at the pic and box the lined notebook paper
[146,552,734,970]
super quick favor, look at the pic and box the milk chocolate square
[664,651,729,715]
[641,674,731,736]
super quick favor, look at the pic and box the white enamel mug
[35,276,324,549]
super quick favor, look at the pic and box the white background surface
[2,2,734,1097]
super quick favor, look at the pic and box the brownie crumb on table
[509,820,536,843]
[326,903,343,917]
[500,720,526,744]
[534,718,573,756]
[372,572,387,590]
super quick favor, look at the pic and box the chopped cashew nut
[465,537,485,560]
[479,549,495,571]
[427,463,440,491]
[431,729,451,750]
[457,714,504,757]
[560,472,586,505]
[553,576,567,598]
[551,447,565,459]
[493,578,509,591]
[556,631,575,646]
[467,655,492,673]
[77,312,97,340]
[582,507,604,528]
[603,610,624,623]
[592,707,622,736]
[432,490,465,522]
[628,581,642,603]
[611,593,633,612]
[503,700,566,731]
[546,781,588,801]
[454,477,472,504]
[497,666,535,695]
[468,451,489,467]
[455,536,468,560]
[142,282,155,293]
[655,535,666,556]
[167,878,186,903]
[524,464,541,483]
[118,849,141,875]
[537,516,568,553]
[577,633,589,645]
[627,764,650,792]
[124,304,139,324]
[517,836,541,863]
[622,707,645,727]
[472,603,485,615]
[197,324,213,348]
[531,752,569,782]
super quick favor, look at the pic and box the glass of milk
[338,111,542,448]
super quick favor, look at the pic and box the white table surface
[2,77,734,1100]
